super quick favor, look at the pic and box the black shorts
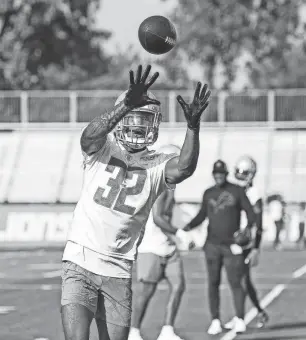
[61,261,132,327]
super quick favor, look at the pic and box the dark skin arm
[183,192,207,231]
[164,83,211,185]
[152,190,177,235]
[245,197,263,266]
[80,65,160,156]
[81,102,130,156]
[253,198,263,249]
[239,187,256,229]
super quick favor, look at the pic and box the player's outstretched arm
[164,82,211,184]
[81,65,160,156]
[184,191,208,231]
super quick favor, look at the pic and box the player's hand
[124,65,160,109]
[245,249,260,267]
[234,228,252,247]
[176,82,211,130]
[176,229,195,250]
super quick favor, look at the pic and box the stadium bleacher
[7,131,70,203]
[0,127,302,204]
[0,132,21,202]
[59,133,84,203]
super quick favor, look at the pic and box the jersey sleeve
[150,153,178,197]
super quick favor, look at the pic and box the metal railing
[0,89,306,127]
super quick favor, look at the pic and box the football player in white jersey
[129,144,191,340]
[225,155,269,330]
[60,65,211,340]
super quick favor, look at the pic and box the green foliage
[0,0,111,89]
[163,0,306,89]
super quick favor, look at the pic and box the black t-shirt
[188,181,255,245]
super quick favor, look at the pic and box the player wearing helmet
[183,160,256,335]
[129,145,190,340]
[224,155,269,329]
[60,65,211,340]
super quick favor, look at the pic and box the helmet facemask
[115,110,161,150]
[234,156,257,188]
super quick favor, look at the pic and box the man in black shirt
[184,160,255,335]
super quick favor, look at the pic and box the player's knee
[241,275,248,291]
[61,304,93,340]
[230,276,245,291]
[138,281,156,298]
[208,275,221,288]
[170,278,185,295]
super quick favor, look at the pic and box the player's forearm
[254,212,263,248]
[153,215,177,235]
[177,127,200,179]
[80,101,130,155]
[186,211,206,230]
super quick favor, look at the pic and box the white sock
[161,325,174,334]
[129,327,140,335]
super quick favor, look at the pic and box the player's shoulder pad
[140,150,177,169]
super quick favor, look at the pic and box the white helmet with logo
[234,155,257,187]
[114,90,162,149]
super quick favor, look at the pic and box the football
[138,15,177,55]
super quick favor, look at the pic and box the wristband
[187,124,200,131]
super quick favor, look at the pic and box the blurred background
[1,1,306,340]
[0,0,306,247]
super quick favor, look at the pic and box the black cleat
[256,311,269,328]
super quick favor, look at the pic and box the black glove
[183,224,191,232]
[124,65,160,109]
[233,228,252,247]
[176,82,211,130]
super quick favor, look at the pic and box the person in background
[183,160,255,335]
[296,202,306,250]
[129,144,193,340]
[224,155,269,330]
[267,194,286,250]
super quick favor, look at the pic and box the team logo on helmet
[234,155,257,186]
[114,90,162,149]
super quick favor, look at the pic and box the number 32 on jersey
[93,157,147,216]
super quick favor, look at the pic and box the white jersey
[269,200,283,221]
[66,134,176,262]
[241,186,261,229]
[138,210,176,257]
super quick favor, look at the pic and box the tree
[163,0,305,89]
[78,45,191,91]
[0,0,111,89]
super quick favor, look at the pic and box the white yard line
[0,306,16,314]
[0,284,60,290]
[220,263,306,340]
[292,264,306,279]
[28,264,61,270]
[43,270,62,278]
